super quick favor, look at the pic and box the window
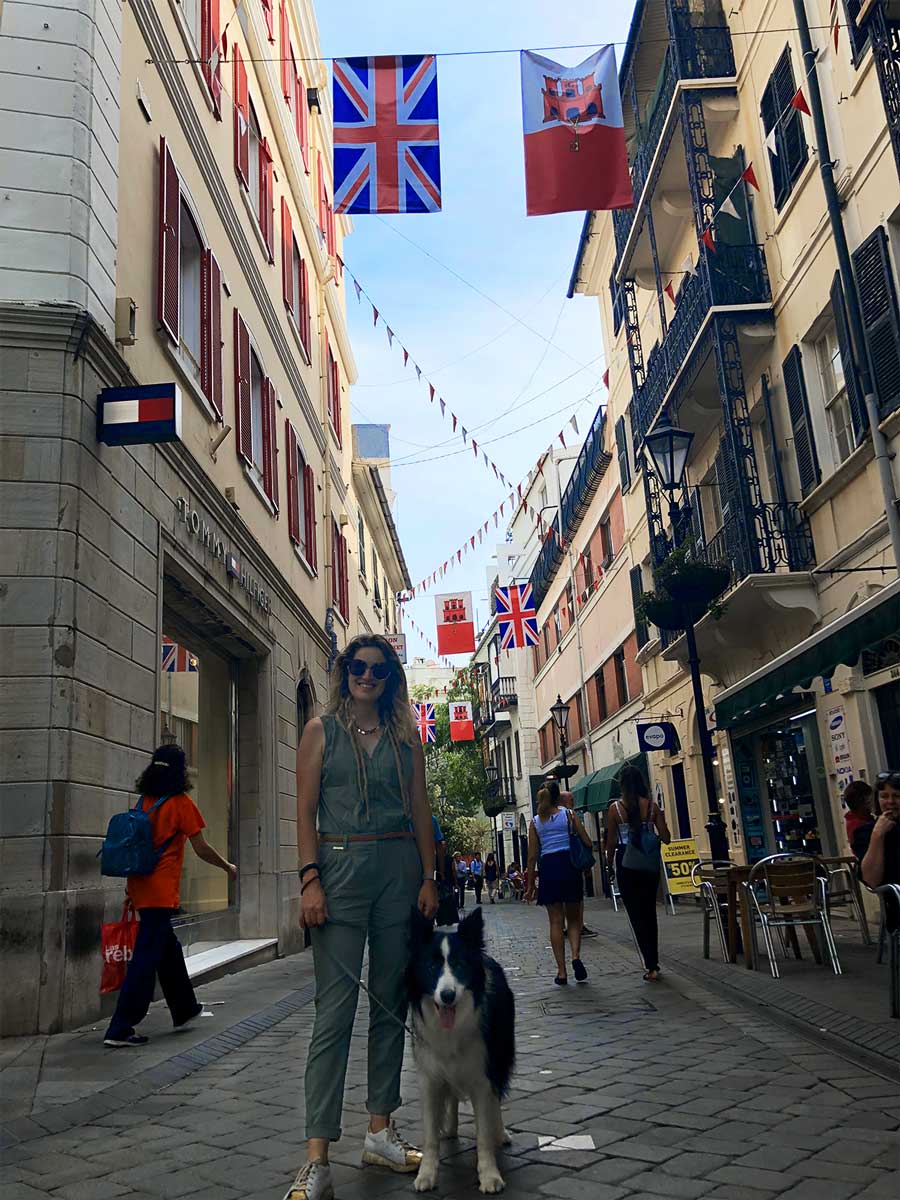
[233,46,250,188]
[233,309,279,508]
[761,48,808,210]
[843,1,870,65]
[373,552,381,607]
[248,99,261,213]
[514,730,522,779]
[358,514,366,577]
[325,334,342,443]
[286,421,317,568]
[281,199,311,357]
[782,345,821,497]
[157,137,223,416]
[179,1,221,116]
[758,403,779,502]
[593,670,608,726]
[383,576,390,625]
[317,151,335,258]
[246,99,274,259]
[280,2,309,168]
[614,646,629,706]
[815,324,854,466]
[702,466,723,534]
[630,564,649,650]
[331,519,349,620]
[599,516,614,566]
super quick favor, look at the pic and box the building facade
[350,424,410,641]
[0,0,391,1034]
[568,0,900,863]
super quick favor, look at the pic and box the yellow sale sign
[661,839,700,895]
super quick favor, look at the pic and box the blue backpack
[99,796,174,877]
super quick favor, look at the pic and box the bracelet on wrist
[298,861,319,880]
[301,875,321,895]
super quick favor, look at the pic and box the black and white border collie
[406,908,515,1194]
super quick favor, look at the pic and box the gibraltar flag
[521,47,633,217]
[435,591,476,656]
[449,701,475,743]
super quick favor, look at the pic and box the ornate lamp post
[484,764,500,858]
[550,694,571,780]
[644,421,730,862]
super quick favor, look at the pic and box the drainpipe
[792,0,900,572]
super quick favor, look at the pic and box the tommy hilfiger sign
[175,497,271,613]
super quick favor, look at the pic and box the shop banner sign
[384,632,407,663]
[826,705,854,795]
[435,591,475,656]
[661,839,700,895]
[98,383,182,446]
[636,721,679,752]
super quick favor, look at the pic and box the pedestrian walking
[103,744,236,1048]
[606,764,671,982]
[471,851,484,904]
[484,852,499,903]
[526,786,592,985]
[454,852,469,910]
[288,635,438,1200]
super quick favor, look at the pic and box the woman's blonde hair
[327,634,417,820]
[536,786,557,821]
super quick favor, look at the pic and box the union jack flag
[412,702,437,744]
[495,584,539,650]
[332,55,441,214]
[161,638,198,673]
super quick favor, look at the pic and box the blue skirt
[538,849,583,906]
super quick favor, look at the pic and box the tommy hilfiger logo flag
[333,55,441,213]
[98,383,182,446]
[413,702,437,744]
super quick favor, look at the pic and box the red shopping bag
[100,900,138,993]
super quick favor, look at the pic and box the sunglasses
[876,771,900,787]
[348,659,391,680]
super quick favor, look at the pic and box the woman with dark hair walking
[103,744,236,1047]
[606,764,671,982]
[526,785,592,985]
[286,635,438,1200]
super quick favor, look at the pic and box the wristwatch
[423,870,437,882]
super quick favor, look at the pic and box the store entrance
[875,679,900,767]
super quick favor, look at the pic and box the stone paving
[2,901,899,1200]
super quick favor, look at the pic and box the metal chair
[875,884,900,1019]
[691,860,731,962]
[820,860,871,945]
[743,854,842,978]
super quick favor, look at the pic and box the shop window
[281,199,311,357]
[814,322,854,466]
[157,138,223,416]
[160,634,234,918]
[234,310,279,508]
[761,48,808,211]
[285,421,316,568]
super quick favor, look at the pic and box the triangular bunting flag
[664,281,676,304]
[680,253,696,277]
[353,280,362,302]
[461,427,468,443]
[719,194,739,220]
[791,88,811,116]
[429,384,435,403]
[478,528,483,543]
[602,367,610,389]
[570,415,579,435]
[765,129,778,157]
[559,431,566,448]
[492,463,499,478]
[452,414,457,432]
[372,306,379,326]
[700,227,716,253]
[741,162,760,192]
[386,327,394,347]
[403,348,409,367]
[439,399,446,417]
[494,512,499,527]
[472,439,478,456]
[470,536,475,550]
[483,452,489,467]
[415,364,422,380]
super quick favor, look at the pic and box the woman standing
[526,786,592,985]
[454,852,469,910]
[606,764,671,982]
[484,852,499,903]
[286,636,438,1200]
[471,852,484,904]
[104,744,236,1047]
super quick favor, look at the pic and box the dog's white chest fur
[412,1008,485,1100]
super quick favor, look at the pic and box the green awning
[715,579,900,729]
[571,754,646,813]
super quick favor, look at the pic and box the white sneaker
[362,1122,423,1173]
[282,1160,334,1200]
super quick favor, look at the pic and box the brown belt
[319,832,414,844]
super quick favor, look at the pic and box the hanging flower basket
[638,592,706,632]
[663,561,731,607]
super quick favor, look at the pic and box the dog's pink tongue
[437,1004,456,1031]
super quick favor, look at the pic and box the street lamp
[550,694,570,777]
[644,421,730,862]
[484,764,500,858]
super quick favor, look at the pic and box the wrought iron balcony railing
[631,242,772,446]
[530,520,565,612]
[491,676,518,708]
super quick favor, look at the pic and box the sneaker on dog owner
[362,1122,423,1172]
[283,1160,334,1200]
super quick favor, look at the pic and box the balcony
[530,520,565,611]
[559,406,612,545]
[491,676,518,709]
[858,1,900,181]
[631,242,772,448]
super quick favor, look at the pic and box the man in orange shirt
[104,744,237,1047]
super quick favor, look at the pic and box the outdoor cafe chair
[874,884,900,1019]
[743,854,842,979]
[818,859,871,945]
[690,860,731,963]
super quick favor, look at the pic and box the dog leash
[313,937,418,1040]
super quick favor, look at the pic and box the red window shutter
[318,151,327,232]
[303,464,317,569]
[233,47,249,187]
[326,200,335,258]
[261,378,279,510]
[200,249,223,417]
[281,197,293,314]
[279,0,290,101]
[330,521,339,607]
[339,531,349,618]
[262,0,275,43]
[331,356,341,444]
[260,137,274,261]
[201,0,222,118]
[285,420,300,545]
[157,136,180,343]
[299,257,310,355]
[297,72,309,169]
[233,310,252,464]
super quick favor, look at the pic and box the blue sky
[316,1,636,659]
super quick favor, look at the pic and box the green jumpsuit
[305,715,423,1141]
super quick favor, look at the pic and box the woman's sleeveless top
[318,714,413,836]
[614,800,655,846]
[533,808,570,855]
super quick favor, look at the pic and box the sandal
[642,969,660,982]
[554,975,568,986]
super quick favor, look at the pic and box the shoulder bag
[566,809,596,872]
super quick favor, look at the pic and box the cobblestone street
[2,900,899,1200]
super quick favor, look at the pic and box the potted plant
[636,545,730,633]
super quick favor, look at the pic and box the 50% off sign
[661,839,700,895]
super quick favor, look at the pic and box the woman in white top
[526,786,593,985]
